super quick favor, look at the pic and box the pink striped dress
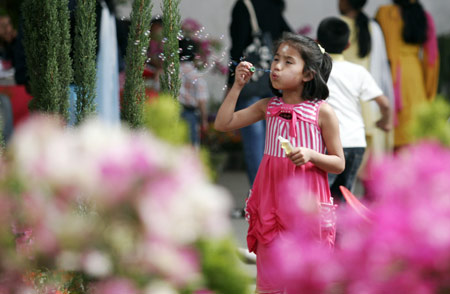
[246,97,334,254]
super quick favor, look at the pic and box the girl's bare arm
[214,62,268,131]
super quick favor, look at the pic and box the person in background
[179,37,209,149]
[376,0,439,151]
[228,0,292,187]
[0,14,16,67]
[317,17,392,202]
[145,16,164,93]
[0,13,16,143]
[338,0,394,170]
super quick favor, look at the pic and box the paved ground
[216,169,257,279]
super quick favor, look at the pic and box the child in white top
[317,17,392,201]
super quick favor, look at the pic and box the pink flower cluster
[0,115,233,293]
[181,18,228,76]
[269,142,450,294]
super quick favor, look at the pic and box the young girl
[215,32,344,293]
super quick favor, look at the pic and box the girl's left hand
[287,147,313,166]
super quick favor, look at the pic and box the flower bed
[0,115,250,293]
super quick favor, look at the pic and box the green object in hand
[249,67,255,72]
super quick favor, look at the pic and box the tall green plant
[73,0,97,124]
[56,0,72,121]
[22,0,72,120]
[160,0,181,99]
[121,0,152,128]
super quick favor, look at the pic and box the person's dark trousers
[181,106,200,147]
[328,147,365,202]
[236,96,266,186]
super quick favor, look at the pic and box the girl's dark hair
[393,0,427,44]
[348,0,371,58]
[270,32,332,100]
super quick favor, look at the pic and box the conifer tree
[22,0,72,120]
[73,0,97,124]
[56,0,73,120]
[121,0,152,128]
[160,0,181,99]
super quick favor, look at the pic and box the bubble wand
[231,61,271,73]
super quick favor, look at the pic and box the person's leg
[181,108,200,146]
[236,96,266,186]
[328,172,338,189]
[191,111,201,147]
[330,148,365,201]
[0,94,13,143]
[329,172,346,203]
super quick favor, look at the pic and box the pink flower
[1,115,237,292]
[0,195,11,224]
[266,142,450,292]
[297,25,312,36]
[181,18,202,33]
[92,278,137,294]
[143,239,200,286]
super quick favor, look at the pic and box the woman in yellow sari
[376,0,439,149]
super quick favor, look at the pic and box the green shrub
[143,94,189,145]
[410,95,450,146]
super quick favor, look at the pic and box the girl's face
[270,43,312,92]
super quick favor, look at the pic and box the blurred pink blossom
[268,142,450,293]
[1,115,236,292]
[297,25,312,36]
[180,18,228,76]
[181,18,202,33]
[92,278,137,294]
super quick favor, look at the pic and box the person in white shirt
[317,17,392,202]
[178,38,209,147]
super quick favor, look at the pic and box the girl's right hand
[234,61,254,89]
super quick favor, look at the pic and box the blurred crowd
[0,0,447,167]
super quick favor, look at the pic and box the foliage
[198,239,251,294]
[160,0,181,98]
[143,94,189,145]
[0,115,249,294]
[56,0,72,121]
[180,18,228,76]
[73,0,97,125]
[410,95,450,146]
[121,0,153,128]
[143,95,218,181]
[22,269,85,294]
[22,0,72,120]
